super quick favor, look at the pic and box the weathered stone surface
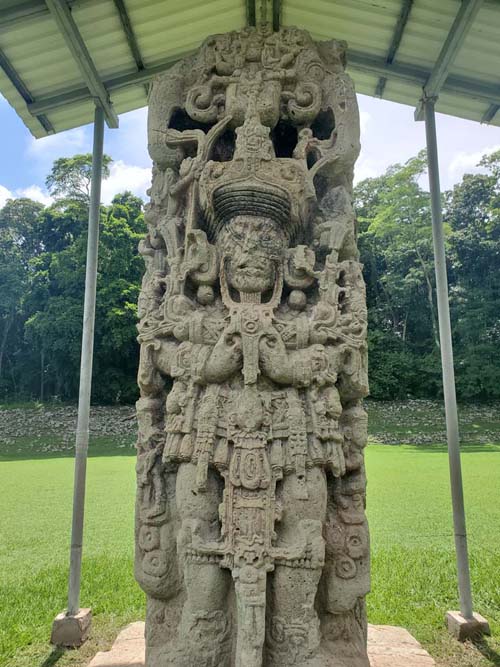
[50,608,92,648]
[88,622,145,666]
[445,611,491,641]
[86,624,436,667]
[367,625,435,666]
[136,24,368,666]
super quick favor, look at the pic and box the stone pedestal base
[51,608,92,648]
[88,622,144,666]
[86,622,436,667]
[445,611,491,641]
[368,625,435,666]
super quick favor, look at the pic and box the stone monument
[135,25,369,667]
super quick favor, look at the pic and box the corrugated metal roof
[0,0,499,138]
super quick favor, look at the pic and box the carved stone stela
[135,25,369,667]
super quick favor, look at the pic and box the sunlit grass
[0,430,499,666]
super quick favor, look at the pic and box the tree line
[1,151,499,404]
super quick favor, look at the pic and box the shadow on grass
[473,636,500,666]
[39,647,66,667]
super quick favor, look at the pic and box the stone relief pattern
[136,25,369,667]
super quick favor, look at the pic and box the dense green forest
[1,150,499,404]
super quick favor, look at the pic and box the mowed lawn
[0,418,499,666]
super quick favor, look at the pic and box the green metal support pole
[67,104,104,616]
[423,97,473,621]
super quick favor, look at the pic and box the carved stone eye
[346,526,367,559]
[142,550,168,577]
[139,525,160,551]
[335,555,356,579]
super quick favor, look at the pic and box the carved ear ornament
[284,245,316,289]
[180,230,218,286]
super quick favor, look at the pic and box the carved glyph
[136,25,369,667]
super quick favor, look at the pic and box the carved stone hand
[203,331,243,383]
[258,331,293,384]
[259,333,331,388]
[308,344,328,374]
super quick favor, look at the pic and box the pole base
[51,608,92,647]
[445,610,490,641]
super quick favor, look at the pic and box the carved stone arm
[138,342,167,397]
[259,333,329,387]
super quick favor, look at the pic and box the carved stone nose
[237,252,252,268]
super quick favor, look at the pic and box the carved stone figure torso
[135,25,369,667]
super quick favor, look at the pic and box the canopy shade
[1,0,499,138]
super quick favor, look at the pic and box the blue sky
[2,91,500,207]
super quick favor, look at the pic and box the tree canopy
[355,149,500,400]
[1,153,143,403]
[0,150,499,403]
[46,153,112,206]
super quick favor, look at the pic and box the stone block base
[368,625,435,666]
[51,608,92,648]
[86,622,436,666]
[88,622,144,666]
[445,610,491,641]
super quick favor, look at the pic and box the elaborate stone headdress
[199,113,314,243]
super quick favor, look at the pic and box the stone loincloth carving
[135,24,369,667]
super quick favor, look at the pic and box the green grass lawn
[0,410,499,666]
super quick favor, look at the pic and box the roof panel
[0,70,41,135]
[0,13,84,98]
[394,0,459,70]
[0,0,499,139]
[285,0,396,58]
[381,78,424,109]
[71,1,137,78]
[133,0,245,63]
[438,89,500,127]
[46,97,96,134]
[451,4,500,83]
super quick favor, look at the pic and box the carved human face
[219,215,286,294]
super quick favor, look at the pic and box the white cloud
[0,184,13,207]
[0,183,53,207]
[106,107,150,167]
[354,156,384,184]
[25,126,89,188]
[101,160,151,204]
[27,125,88,158]
[16,185,53,206]
[448,144,500,181]
[0,160,150,210]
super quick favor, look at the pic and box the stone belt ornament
[136,23,369,667]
